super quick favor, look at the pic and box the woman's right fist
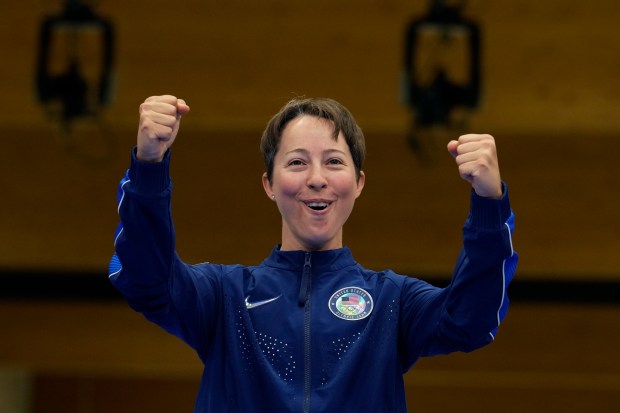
[136,95,190,162]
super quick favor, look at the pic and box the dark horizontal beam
[507,278,620,304]
[0,270,122,301]
[0,269,618,304]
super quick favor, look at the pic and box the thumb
[177,99,191,116]
[447,140,459,158]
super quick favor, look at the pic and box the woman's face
[262,115,365,251]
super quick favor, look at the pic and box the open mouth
[304,201,331,211]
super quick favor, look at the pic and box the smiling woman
[262,114,365,252]
[108,95,517,412]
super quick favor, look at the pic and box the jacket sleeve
[108,148,220,353]
[399,183,518,367]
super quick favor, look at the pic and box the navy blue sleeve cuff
[466,182,512,231]
[127,147,172,194]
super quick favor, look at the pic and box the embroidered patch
[328,287,373,321]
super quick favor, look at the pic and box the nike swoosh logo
[245,294,282,310]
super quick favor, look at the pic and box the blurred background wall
[0,0,618,412]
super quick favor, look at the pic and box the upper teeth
[307,202,328,208]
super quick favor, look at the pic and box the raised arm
[400,134,518,366]
[108,96,216,350]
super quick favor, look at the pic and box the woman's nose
[307,166,328,190]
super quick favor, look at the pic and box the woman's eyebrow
[285,148,346,156]
[285,148,309,156]
[323,149,346,156]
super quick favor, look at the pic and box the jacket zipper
[301,252,312,413]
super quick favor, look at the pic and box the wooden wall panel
[2,1,620,132]
[1,2,619,275]
[1,129,619,278]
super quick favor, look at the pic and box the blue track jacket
[109,149,518,412]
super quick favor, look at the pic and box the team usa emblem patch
[328,287,373,320]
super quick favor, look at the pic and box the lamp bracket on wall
[402,0,481,163]
[36,0,115,129]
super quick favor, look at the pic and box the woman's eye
[327,158,344,165]
[288,159,305,166]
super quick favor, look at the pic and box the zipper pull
[298,252,312,307]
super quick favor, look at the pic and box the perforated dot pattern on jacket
[320,330,363,385]
[225,294,296,383]
[256,331,296,382]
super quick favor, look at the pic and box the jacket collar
[262,245,356,273]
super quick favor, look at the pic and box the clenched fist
[447,134,502,199]
[137,95,190,162]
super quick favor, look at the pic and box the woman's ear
[355,170,366,199]
[262,172,275,201]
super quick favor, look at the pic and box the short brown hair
[260,97,366,183]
